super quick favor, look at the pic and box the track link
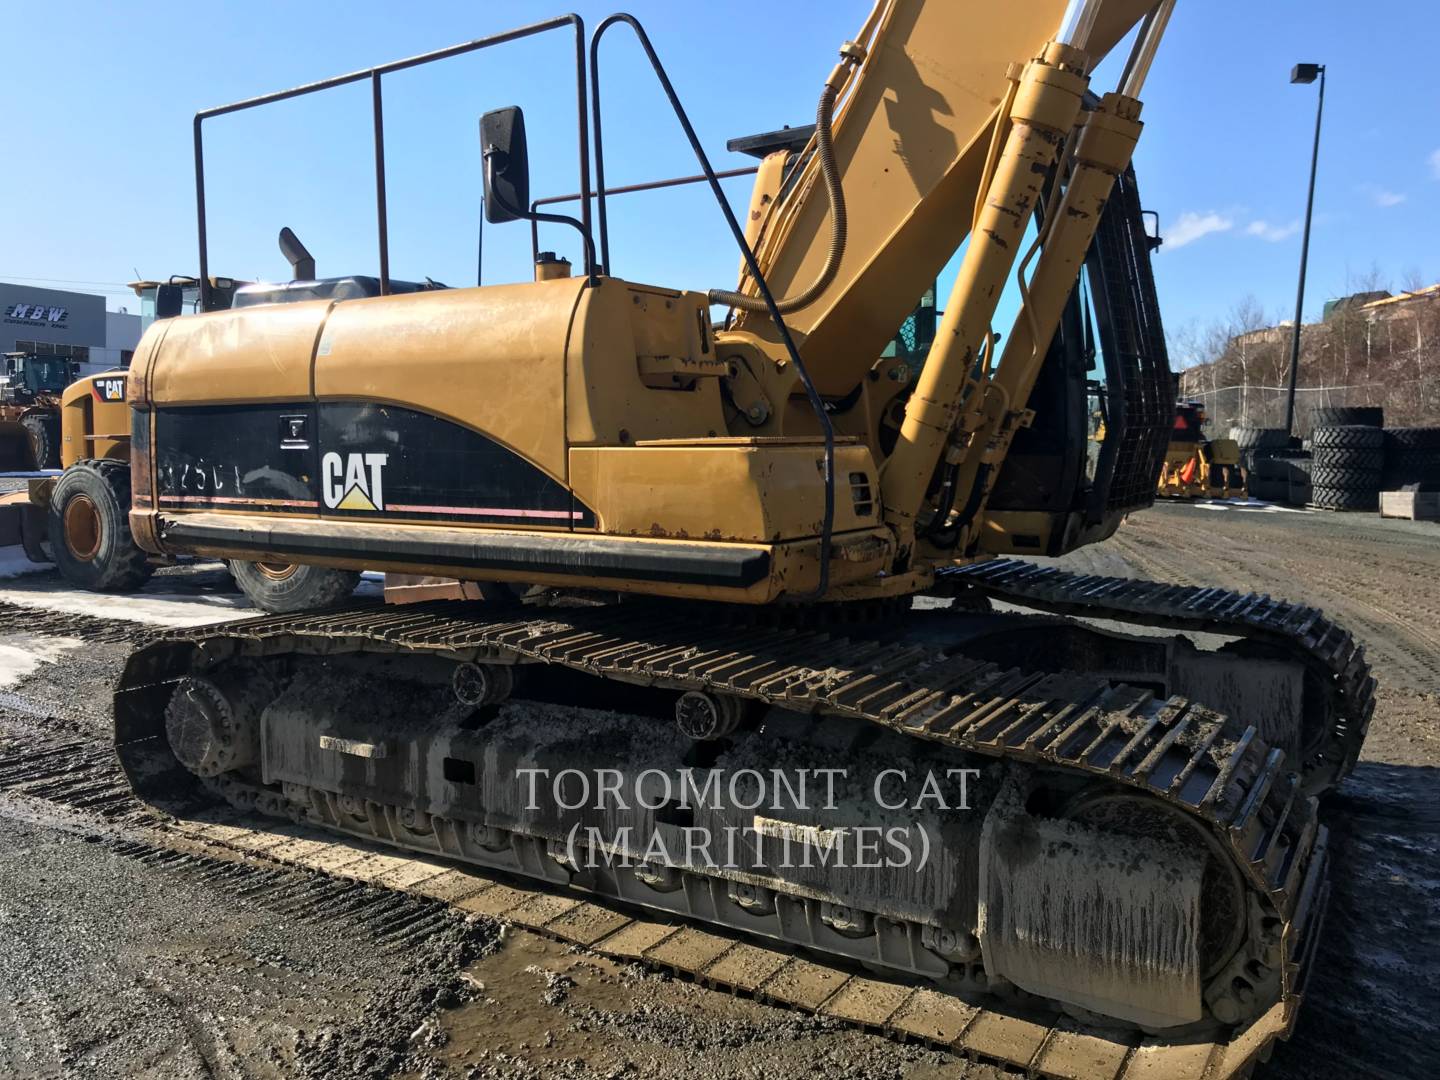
[0,599,156,644]
[936,560,1376,794]
[0,733,477,956]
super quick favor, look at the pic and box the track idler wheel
[164,675,261,778]
[451,661,514,707]
[674,690,745,740]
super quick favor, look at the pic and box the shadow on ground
[1268,762,1440,1079]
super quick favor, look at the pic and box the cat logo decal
[93,376,126,402]
[322,452,388,511]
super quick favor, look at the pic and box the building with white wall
[0,281,141,376]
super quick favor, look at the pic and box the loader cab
[1171,402,1206,444]
[129,276,242,333]
[0,352,78,403]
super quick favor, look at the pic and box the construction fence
[1176,379,1436,438]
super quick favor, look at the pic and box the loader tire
[1230,427,1288,450]
[22,414,59,470]
[1310,464,1380,491]
[228,559,359,614]
[1311,405,1382,428]
[1251,455,1305,481]
[1384,449,1440,486]
[1311,424,1383,451]
[1311,447,1384,471]
[47,460,154,591]
[1311,486,1378,511]
[1246,477,1288,502]
[1391,448,1440,471]
[1383,427,1440,452]
[19,504,52,563]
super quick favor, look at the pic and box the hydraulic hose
[709,80,846,314]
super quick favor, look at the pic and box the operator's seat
[232,275,438,309]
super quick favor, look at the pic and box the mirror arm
[484,154,597,282]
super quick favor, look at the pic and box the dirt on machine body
[50,2,1379,1075]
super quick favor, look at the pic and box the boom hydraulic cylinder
[879,40,1088,552]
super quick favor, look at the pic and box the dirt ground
[0,500,1436,1079]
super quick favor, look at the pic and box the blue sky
[2,1,1435,365]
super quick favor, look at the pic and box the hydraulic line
[709,68,850,314]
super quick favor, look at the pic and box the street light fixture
[1283,62,1326,437]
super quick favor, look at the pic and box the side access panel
[140,300,329,517]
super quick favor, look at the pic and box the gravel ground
[0,501,1436,1079]
[0,804,496,1079]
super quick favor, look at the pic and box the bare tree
[1400,265,1429,294]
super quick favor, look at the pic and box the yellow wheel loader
[0,367,137,572]
[1156,401,1244,499]
[0,276,243,584]
[0,351,80,470]
[106,4,1369,1075]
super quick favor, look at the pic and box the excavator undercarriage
[115,561,1366,1067]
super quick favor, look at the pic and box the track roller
[451,661,514,706]
[674,690,744,740]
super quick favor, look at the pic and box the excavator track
[0,717,1317,1080]
[936,560,1376,795]
[113,585,1340,1079]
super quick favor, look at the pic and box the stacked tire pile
[1311,423,1383,510]
[1382,426,1440,490]
[1232,427,1304,503]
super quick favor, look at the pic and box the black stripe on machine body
[151,401,595,527]
[317,402,594,526]
[158,514,772,588]
[155,403,319,510]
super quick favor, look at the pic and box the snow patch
[1192,499,1310,515]
[0,582,252,628]
[0,635,83,688]
[0,548,52,580]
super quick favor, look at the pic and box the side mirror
[481,106,530,224]
[1142,209,1163,252]
[154,283,185,320]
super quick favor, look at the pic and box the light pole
[1283,62,1325,437]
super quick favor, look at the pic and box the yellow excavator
[105,3,1371,1074]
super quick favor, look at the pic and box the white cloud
[1429,148,1440,180]
[1245,219,1301,242]
[1361,183,1406,207]
[1167,211,1233,249]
